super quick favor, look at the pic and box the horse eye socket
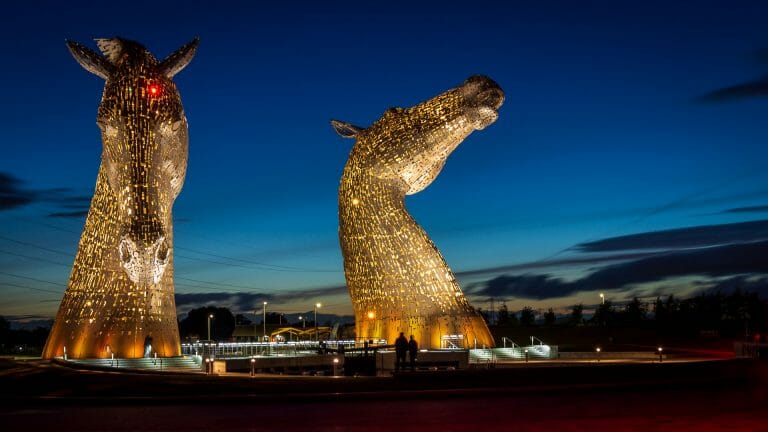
[146,82,162,97]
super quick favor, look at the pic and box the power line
[0,249,71,267]
[0,280,63,295]
[0,271,65,287]
[9,216,341,273]
[0,234,74,257]
[175,246,339,273]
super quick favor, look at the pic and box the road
[2,358,767,431]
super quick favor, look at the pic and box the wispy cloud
[174,285,348,314]
[467,240,768,300]
[721,205,768,214]
[0,173,34,210]
[48,210,89,219]
[693,275,768,297]
[697,49,768,102]
[575,219,768,253]
[0,171,90,218]
[697,77,768,102]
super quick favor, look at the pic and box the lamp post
[314,302,322,342]
[658,346,663,363]
[207,314,214,341]
[263,301,268,342]
[600,293,605,305]
[596,347,601,363]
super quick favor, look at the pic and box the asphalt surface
[1,358,767,431]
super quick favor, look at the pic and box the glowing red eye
[147,84,161,97]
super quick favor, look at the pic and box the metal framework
[333,76,504,349]
[43,38,198,359]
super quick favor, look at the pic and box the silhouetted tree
[520,307,536,326]
[508,311,519,326]
[569,304,584,326]
[622,297,647,324]
[543,308,556,326]
[0,316,50,354]
[179,306,235,341]
[592,301,615,327]
[235,314,252,325]
[497,304,510,326]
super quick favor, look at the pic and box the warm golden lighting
[367,311,375,320]
[332,76,504,349]
[43,37,198,359]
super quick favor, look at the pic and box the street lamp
[263,301,268,342]
[596,347,601,362]
[658,346,663,363]
[207,314,214,341]
[314,302,322,342]
[600,293,605,305]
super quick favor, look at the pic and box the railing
[530,336,544,346]
[181,339,367,359]
[501,337,518,348]
[440,334,465,349]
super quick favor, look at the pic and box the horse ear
[66,40,113,80]
[331,120,365,138]
[95,38,125,63]
[158,37,199,78]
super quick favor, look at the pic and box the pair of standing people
[394,332,418,372]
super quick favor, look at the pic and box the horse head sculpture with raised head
[333,75,504,349]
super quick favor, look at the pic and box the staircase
[470,344,556,363]
[63,356,202,373]
[469,348,495,365]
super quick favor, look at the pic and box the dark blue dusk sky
[1,0,767,323]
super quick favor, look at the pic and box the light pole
[600,293,605,305]
[207,314,214,341]
[314,302,321,342]
[263,301,268,342]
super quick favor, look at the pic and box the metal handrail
[501,337,518,348]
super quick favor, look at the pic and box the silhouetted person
[394,332,408,372]
[143,334,153,358]
[408,335,418,371]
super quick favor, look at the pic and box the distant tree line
[476,290,768,339]
[0,316,49,354]
[177,307,329,341]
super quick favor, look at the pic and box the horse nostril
[155,237,169,264]
[119,238,133,264]
[478,88,504,110]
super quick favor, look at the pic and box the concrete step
[64,356,201,371]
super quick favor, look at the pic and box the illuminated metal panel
[42,38,198,359]
[333,76,504,349]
